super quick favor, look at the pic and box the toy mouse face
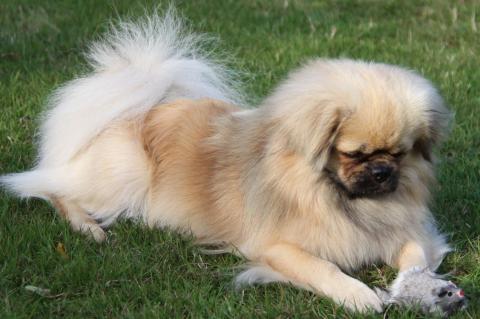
[434,283,467,316]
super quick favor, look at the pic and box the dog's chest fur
[273,196,429,272]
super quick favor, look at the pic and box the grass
[1,0,479,318]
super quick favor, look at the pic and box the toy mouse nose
[458,290,465,297]
[371,165,393,183]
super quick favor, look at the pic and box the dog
[1,11,452,313]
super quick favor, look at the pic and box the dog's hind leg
[50,196,106,242]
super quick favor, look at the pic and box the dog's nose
[371,165,393,183]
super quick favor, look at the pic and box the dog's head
[265,59,451,199]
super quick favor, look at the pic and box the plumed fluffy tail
[0,169,65,199]
[1,9,242,199]
[38,9,242,168]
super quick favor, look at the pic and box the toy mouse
[375,267,467,317]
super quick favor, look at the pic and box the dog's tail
[0,169,64,200]
[39,9,242,167]
[1,9,242,198]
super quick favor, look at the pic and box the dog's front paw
[330,277,384,313]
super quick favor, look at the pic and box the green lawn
[1,1,479,318]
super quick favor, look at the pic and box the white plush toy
[375,267,467,317]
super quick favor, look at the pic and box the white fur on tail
[1,9,241,198]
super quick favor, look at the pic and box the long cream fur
[1,11,452,313]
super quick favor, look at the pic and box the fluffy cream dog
[2,12,452,312]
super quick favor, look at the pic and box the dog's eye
[341,151,364,158]
[391,151,405,158]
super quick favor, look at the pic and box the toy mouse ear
[437,287,448,298]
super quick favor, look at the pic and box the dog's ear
[416,107,452,162]
[413,137,433,162]
[273,102,345,169]
[308,108,344,169]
